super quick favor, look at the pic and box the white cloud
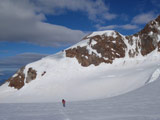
[0,53,48,69]
[121,24,139,30]
[97,24,138,30]
[0,0,117,47]
[0,0,85,47]
[33,0,117,21]
[132,12,157,24]
[104,13,117,20]
[97,25,117,30]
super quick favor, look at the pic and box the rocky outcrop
[7,67,37,89]
[66,31,126,66]
[26,68,37,83]
[66,46,107,66]
[8,67,25,89]
[66,15,160,67]
[138,15,160,55]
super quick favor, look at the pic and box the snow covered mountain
[0,15,160,103]
[66,15,160,66]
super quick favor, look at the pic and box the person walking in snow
[62,99,66,107]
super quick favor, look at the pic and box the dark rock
[26,68,37,83]
[8,67,25,89]
[41,71,46,76]
[7,67,37,89]
[66,31,127,67]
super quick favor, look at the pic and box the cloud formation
[0,0,87,46]
[97,24,138,31]
[0,0,117,47]
[0,53,47,69]
[132,12,157,24]
[33,0,117,21]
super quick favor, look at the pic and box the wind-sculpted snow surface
[0,15,160,103]
[146,68,160,84]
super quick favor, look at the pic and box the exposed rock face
[66,15,160,67]
[66,32,126,66]
[125,35,141,57]
[26,68,37,83]
[126,15,160,56]
[8,67,25,89]
[138,15,160,55]
[7,67,37,89]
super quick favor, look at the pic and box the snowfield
[0,76,160,120]
[0,48,160,103]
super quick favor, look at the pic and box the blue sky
[0,0,160,78]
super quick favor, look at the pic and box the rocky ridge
[66,15,160,67]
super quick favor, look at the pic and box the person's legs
[63,103,65,107]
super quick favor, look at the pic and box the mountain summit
[66,15,160,66]
[0,15,160,103]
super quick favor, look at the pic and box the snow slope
[0,15,160,102]
[0,48,160,103]
[0,77,160,120]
